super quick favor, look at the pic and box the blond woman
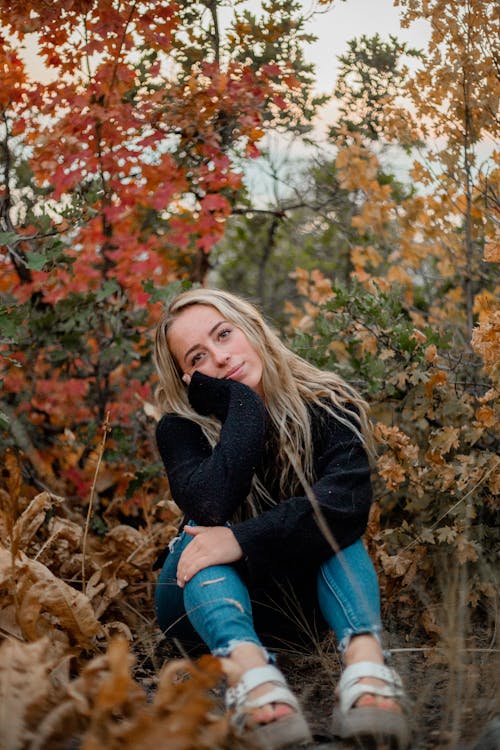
[153,288,409,749]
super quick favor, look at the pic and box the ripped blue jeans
[155,528,382,658]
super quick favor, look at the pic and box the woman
[153,288,409,749]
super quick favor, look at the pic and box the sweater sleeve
[231,408,372,572]
[155,373,266,525]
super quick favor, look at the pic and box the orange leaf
[424,370,448,397]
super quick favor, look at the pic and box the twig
[81,411,111,591]
[390,647,500,653]
[1,402,59,490]
[107,0,138,101]
[121,598,152,625]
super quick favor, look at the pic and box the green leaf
[26,252,49,270]
[0,410,9,430]
[96,279,121,302]
[141,279,193,303]
[0,231,19,245]
[0,306,26,339]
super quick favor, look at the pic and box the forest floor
[279,643,498,750]
[148,621,498,750]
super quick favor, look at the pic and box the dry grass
[0,443,498,749]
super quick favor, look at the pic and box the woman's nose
[214,349,230,366]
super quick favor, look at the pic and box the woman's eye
[191,352,203,366]
[218,328,232,340]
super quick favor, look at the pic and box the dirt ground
[274,637,499,750]
[150,624,498,750]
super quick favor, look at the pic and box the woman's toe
[251,702,294,724]
[356,693,402,712]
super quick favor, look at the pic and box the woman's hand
[176,525,243,587]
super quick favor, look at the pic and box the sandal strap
[225,664,294,711]
[337,661,406,713]
[242,686,300,712]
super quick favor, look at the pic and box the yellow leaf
[478,388,498,404]
[13,492,63,551]
[456,537,479,564]
[351,245,383,269]
[378,549,413,578]
[377,454,406,489]
[475,405,497,427]
[489,465,500,496]
[411,328,427,344]
[328,340,348,359]
[94,637,142,711]
[436,525,457,544]
[425,369,448,397]
[473,291,496,324]
[429,426,460,456]
[484,239,499,262]
[425,344,438,363]
[387,265,413,286]
[425,448,446,465]
[471,310,500,386]
[357,330,378,356]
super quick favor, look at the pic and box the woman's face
[167,304,264,397]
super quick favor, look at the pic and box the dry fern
[0,452,242,750]
[0,638,56,750]
[0,545,102,649]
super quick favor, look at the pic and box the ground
[149,623,498,750]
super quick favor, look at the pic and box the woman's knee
[183,562,252,612]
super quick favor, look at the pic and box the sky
[294,0,430,95]
[240,0,432,201]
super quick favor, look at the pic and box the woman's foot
[223,643,312,749]
[222,643,294,724]
[332,634,409,748]
[344,634,403,712]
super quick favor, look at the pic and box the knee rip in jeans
[191,578,246,612]
[200,576,226,587]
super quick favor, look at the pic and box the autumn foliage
[0,0,498,747]
[284,0,498,652]
[0,2,321,746]
[0,0,318,499]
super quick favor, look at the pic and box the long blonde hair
[154,288,374,511]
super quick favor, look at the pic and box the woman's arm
[230,408,373,572]
[156,372,266,525]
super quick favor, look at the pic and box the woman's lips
[224,363,243,379]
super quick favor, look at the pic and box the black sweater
[156,372,372,577]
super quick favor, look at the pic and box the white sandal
[331,661,410,748]
[225,664,312,749]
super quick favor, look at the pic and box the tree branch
[207,0,220,65]
[0,110,33,284]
